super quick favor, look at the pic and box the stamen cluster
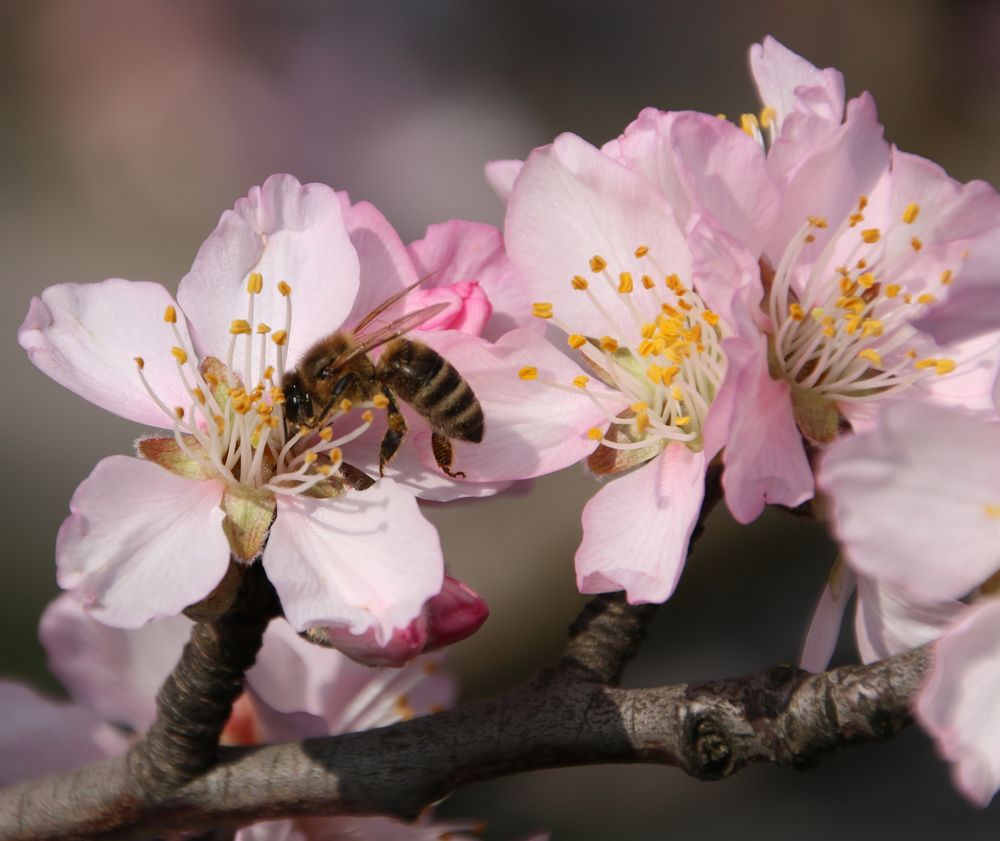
[521,247,726,455]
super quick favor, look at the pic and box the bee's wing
[353,278,424,335]
[345,302,451,361]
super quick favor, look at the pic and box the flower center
[521,247,726,455]
[134,274,374,496]
[768,198,957,405]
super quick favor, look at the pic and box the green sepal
[221,484,276,562]
[135,435,215,480]
[790,386,841,445]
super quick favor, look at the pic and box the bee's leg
[431,432,465,479]
[379,388,407,476]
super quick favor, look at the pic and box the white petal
[819,401,1000,602]
[916,598,1000,807]
[178,174,360,366]
[18,279,194,427]
[264,480,443,646]
[56,456,230,628]
[800,562,856,673]
[40,593,192,731]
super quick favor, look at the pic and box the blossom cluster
[6,34,1000,828]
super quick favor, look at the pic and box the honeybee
[282,280,484,479]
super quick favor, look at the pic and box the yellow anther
[256,323,271,334]
[230,319,252,335]
[271,330,288,346]
[634,245,650,258]
[671,386,683,400]
[174,406,185,419]
[740,113,760,136]
[214,414,225,432]
[318,427,334,442]
[630,401,649,413]
[836,266,850,277]
[193,387,206,404]
[940,270,954,285]
[646,364,663,385]
[807,215,829,229]
[163,306,177,324]
[600,336,619,352]
[329,447,342,464]
[858,348,883,366]
[134,356,145,369]
[845,315,863,335]
[857,272,876,289]
[571,275,589,290]
[263,365,275,380]
[759,105,777,129]
[637,339,655,356]
[861,228,881,244]
[822,326,836,338]
[171,346,189,365]
[935,359,956,375]
[641,274,655,290]
[247,272,263,294]
[914,358,938,370]
[518,366,538,381]
[911,237,923,252]
[885,283,901,298]
[840,277,856,294]
[849,212,864,227]
[665,274,685,294]
[811,307,826,321]
[903,294,913,304]
[985,504,1000,520]
[857,196,869,211]
[789,302,805,321]
[703,310,720,326]
[572,375,589,388]
[589,255,608,272]
[661,365,680,385]
[804,234,816,244]
[862,319,884,337]
[902,203,920,224]
[270,386,285,403]
[674,416,691,427]
[372,394,390,409]
[618,272,634,293]
[531,302,554,319]
[361,410,374,424]
[567,333,587,349]
[676,298,693,311]
[277,281,291,297]
[639,323,655,339]
[587,427,603,441]
[304,452,318,464]
[918,293,937,305]
[635,411,650,435]
[256,403,273,416]
[339,398,352,412]
[857,259,868,270]
[317,465,331,476]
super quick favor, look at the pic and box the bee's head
[282,372,313,427]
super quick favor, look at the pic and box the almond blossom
[497,128,770,603]
[17,174,505,659]
[818,400,1000,806]
[0,595,483,838]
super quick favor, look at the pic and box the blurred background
[2,0,999,837]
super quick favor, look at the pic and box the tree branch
[0,645,930,840]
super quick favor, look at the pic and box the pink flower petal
[18,279,194,427]
[338,193,420,330]
[714,334,813,524]
[506,132,691,339]
[854,577,965,664]
[247,618,455,737]
[412,329,614,482]
[800,562,856,673]
[576,445,707,604]
[916,598,1000,807]
[406,281,493,337]
[425,575,490,652]
[56,456,230,628]
[40,593,192,731]
[819,401,1000,602]
[0,682,127,786]
[178,174,360,365]
[484,158,523,202]
[606,108,780,255]
[408,220,537,339]
[264,479,444,645]
[749,36,845,135]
